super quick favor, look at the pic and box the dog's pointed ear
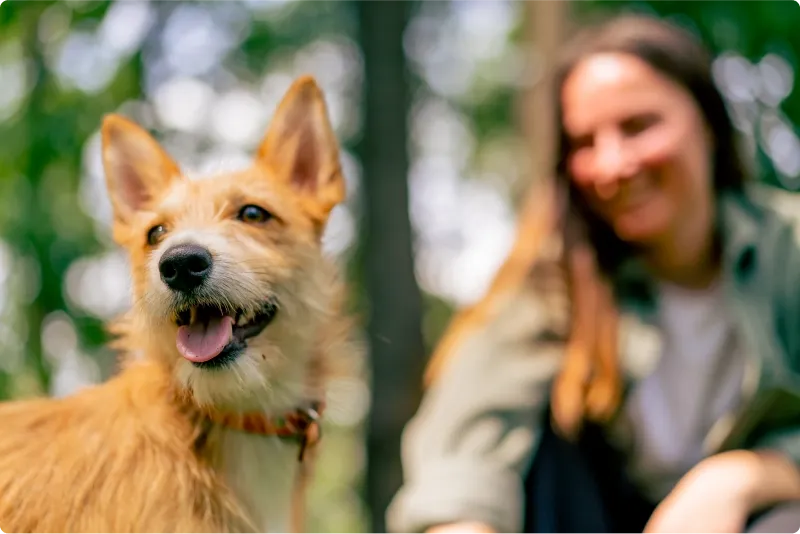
[256,76,345,223]
[101,114,181,222]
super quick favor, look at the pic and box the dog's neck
[198,414,310,534]
[195,399,324,468]
[164,364,322,533]
[116,344,322,532]
[162,332,324,441]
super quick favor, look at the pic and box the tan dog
[0,76,352,533]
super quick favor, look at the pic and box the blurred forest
[0,0,798,531]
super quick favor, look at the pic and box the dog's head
[101,76,345,411]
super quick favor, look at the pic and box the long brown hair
[425,14,750,439]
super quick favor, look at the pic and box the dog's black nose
[159,244,213,293]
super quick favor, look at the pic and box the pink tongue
[177,316,234,363]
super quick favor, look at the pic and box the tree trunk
[356,1,424,531]
[518,0,570,187]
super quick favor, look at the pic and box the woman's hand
[644,449,800,533]
[643,457,751,533]
[426,522,497,533]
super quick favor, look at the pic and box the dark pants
[522,409,800,533]
[522,412,655,533]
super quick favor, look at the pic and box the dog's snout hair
[159,243,214,293]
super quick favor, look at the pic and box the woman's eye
[237,205,272,224]
[570,134,594,151]
[621,113,660,136]
[147,225,167,246]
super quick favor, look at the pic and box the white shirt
[623,280,746,501]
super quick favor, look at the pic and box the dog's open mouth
[173,299,278,367]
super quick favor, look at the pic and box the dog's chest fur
[217,429,301,532]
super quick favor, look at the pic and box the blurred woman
[387,14,800,533]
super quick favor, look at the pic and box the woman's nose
[591,133,638,198]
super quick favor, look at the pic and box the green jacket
[386,185,800,533]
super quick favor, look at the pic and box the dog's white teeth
[190,307,198,324]
[236,315,247,327]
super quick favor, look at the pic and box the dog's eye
[147,225,167,246]
[238,205,272,224]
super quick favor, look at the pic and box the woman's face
[561,52,713,246]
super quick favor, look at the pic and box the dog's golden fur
[0,76,352,532]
